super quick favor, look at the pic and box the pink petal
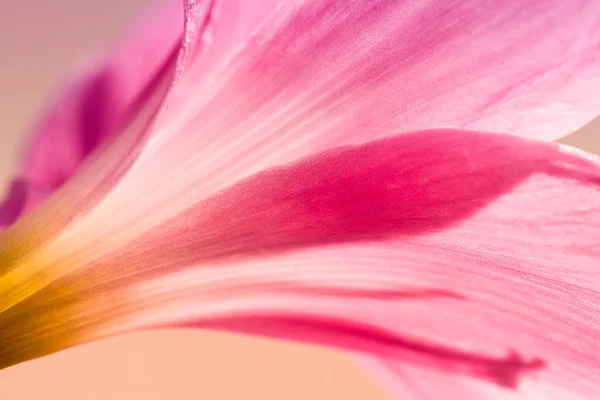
[151,0,600,162]
[127,131,599,399]
[0,0,183,228]
[5,129,599,398]
[0,181,51,231]
[1,0,600,396]
[8,0,600,231]
[48,0,600,254]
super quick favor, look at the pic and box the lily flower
[1,0,600,398]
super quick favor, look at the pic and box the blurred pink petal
[0,0,183,229]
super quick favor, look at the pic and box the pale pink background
[0,1,598,399]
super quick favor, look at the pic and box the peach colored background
[0,1,597,399]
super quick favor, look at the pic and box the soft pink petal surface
[157,0,600,161]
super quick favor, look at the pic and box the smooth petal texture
[1,130,600,400]
[0,0,183,229]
